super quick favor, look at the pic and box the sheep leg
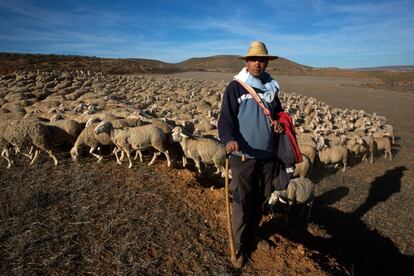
[194,159,202,174]
[214,167,221,174]
[134,150,143,162]
[45,149,58,166]
[114,148,124,165]
[21,146,34,160]
[1,149,13,169]
[29,149,39,165]
[112,147,121,161]
[148,152,161,166]
[342,160,347,172]
[28,146,34,156]
[113,148,122,164]
[90,147,103,162]
[220,166,227,178]
[213,162,222,175]
[388,149,393,161]
[124,150,133,168]
[362,154,367,162]
[119,150,125,162]
[163,150,171,167]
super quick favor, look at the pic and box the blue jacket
[218,80,283,159]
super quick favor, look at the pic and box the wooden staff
[225,155,237,262]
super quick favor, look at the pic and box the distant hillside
[175,55,313,75]
[354,65,414,72]
[0,52,312,76]
[0,52,413,92]
[0,53,179,75]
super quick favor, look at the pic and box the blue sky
[0,0,413,68]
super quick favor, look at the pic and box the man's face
[245,56,269,78]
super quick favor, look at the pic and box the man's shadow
[259,166,413,275]
[353,166,406,218]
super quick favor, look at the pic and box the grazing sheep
[1,119,58,165]
[94,121,171,168]
[268,177,315,223]
[93,121,135,167]
[171,126,226,175]
[70,120,113,162]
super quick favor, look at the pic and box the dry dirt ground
[1,71,413,275]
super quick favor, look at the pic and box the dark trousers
[229,155,275,254]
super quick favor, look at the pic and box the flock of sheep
[0,70,394,183]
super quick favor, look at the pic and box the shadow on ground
[260,166,413,275]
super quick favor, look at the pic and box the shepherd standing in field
[218,41,285,268]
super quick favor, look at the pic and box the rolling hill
[0,52,413,92]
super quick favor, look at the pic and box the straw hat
[239,41,278,60]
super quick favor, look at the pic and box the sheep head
[316,136,325,151]
[70,147,79,161]
[85,117,101,128]
[94,121,112,135]
[171,126,183,142]
[171,126,191,142]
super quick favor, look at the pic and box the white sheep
[361,133,375,163]
[268,177,315,222]
[345,135,368,162]
[316,137,348,172]
[373,136,392,161]
[293,155,311,177]
[70,119,113,162]
[94,121,171,168]
[171,126,226,175]
[1,119,58,165]
[298,143,316,164]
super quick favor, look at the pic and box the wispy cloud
[0,0,413,67]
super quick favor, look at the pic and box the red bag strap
[235,80,303,164]
[234,80,276,126]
